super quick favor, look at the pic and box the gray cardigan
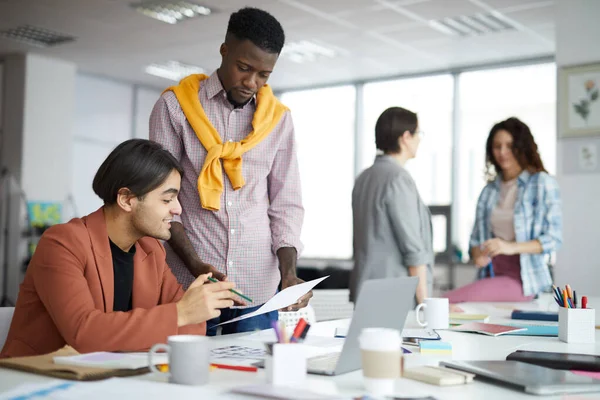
[349,155,434,306]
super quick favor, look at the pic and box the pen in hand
[207,276,253,303]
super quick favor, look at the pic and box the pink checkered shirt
[149,71,304,306]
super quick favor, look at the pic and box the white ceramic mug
[148,335,210,385]
[415,298,449,329]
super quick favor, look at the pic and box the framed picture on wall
[560,63,600,137]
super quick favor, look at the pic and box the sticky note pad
[419,341,452,355]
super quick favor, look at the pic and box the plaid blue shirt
[469,171,563,296]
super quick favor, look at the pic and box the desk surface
[1,295,599,400]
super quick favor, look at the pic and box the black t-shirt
[109,239,135,312]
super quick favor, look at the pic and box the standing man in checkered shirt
[149,7,309,335]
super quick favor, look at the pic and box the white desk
[1,296,599,399]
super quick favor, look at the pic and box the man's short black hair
[226,7,285,54]
[375,107,418,154]
[92,139,183,205]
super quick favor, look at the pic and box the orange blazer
[1,208,205,358]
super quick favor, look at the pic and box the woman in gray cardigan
[350,107,431,307]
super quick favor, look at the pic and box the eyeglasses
[415,129,425,138]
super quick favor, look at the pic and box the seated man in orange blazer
[1,139,242,358]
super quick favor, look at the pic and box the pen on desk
[553,294,561,307]
[210,363,257,372]
[582,296,588,309]
[563,289,568,308]
[206,276,253,303]
[271,320,282,343]
[299,323,311,340]
[279,320,289,343]
[552,285,563,305]
[290,318,307,343]
[574,290,578,308]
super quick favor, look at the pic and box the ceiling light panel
[0,25,76,48]
[131,1,212,24]
[280,40,342,64]
[145,60,205,81]
[429,12,518,37]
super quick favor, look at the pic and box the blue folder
[503,323,559,336]
[511,310,558,322]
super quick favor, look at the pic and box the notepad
[419,341,452,355]
[403,366,475,386]
[450,322,526,336]
[449,313,490,325]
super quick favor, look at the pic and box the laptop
[303,276,418,376]
[441,360,600,395]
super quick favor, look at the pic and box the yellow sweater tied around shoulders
[164,74,288,211]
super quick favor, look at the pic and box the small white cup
[148,335,210,385]
[359,328,402,396]
[415,298,449,330]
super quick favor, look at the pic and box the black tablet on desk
[506,350,600,371]
[441,360,600,395]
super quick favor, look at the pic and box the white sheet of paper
[217,275,329,326]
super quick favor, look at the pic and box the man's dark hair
[92,139,183,205]
[226,7,285,54]
[375,107,418,154]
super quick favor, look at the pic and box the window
[455,63,557,257]
[360,75,454,206]
[281,86,356,259]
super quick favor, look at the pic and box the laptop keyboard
[307,352,340,373]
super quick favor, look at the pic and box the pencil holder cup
[558,307,595,344]
[265,343,306,386]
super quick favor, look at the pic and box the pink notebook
[450,322,526,336]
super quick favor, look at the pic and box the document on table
[217,275,329,326]
[53,352,167,369]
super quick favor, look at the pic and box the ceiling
[0,0,556,91]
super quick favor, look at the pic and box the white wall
[555,0,600,295]
[22,54,76,202]
[71,74,163,215]
[135,87,162,139]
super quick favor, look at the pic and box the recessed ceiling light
[429,12,517,37]
[0,25,75,47]
[280,40,340,63]
[145,61,205,81]
[131,1,212,24]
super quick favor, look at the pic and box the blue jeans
[206,304,278,336]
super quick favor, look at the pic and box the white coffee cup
[148,335,210,385]
[415,298,449,329]
[358,328,401,396]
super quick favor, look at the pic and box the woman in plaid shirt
[445,117,562,302]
